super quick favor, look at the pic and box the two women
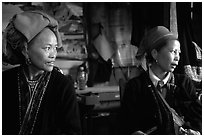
[121,26,201,135]
[2,11,81,134]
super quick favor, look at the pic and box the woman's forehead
[166,40,180,48]
[29,28,57,46]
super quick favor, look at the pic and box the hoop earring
[26,58,31,65]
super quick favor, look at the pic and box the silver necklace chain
[18,68,50,134]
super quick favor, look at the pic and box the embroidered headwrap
[3,10,62,65]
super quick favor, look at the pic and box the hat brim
[136,33,177,59]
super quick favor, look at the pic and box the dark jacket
[2,66,81,135]
[120,71,201,134]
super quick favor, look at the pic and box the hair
[4,21,28,64]
[145,39,178,64]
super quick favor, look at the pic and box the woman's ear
[21,46,29,59]
[151,49,158,61]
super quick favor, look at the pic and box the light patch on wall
[2,3,23,31]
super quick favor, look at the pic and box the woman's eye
[43,45,58,51]
[55,45,58,49]
[170,50,181,55]
[44,46,51,51]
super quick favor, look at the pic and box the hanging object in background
[112,44,138,67]
[184,41,202,82]
[93,30,114,61]
[176,3,202,83]
[89,3,115,61]
[108,4,135,67]
[87,3,114,86]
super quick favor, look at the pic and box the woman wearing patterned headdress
[2,11,81,135]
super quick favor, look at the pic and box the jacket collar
[148,67,171,87]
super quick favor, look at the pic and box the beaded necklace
[27,80,38,96]
[18,69,42,128]
[23,70,42,98]
[18,72,22,128]
[18,67,51,134]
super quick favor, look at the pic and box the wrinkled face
[155,40,181,72]
[27,28,58,72]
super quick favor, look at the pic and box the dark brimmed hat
[136,26,178,59]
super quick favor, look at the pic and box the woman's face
[155,40,181,73]
[27,28,58,72]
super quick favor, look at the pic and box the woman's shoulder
[174,73,193,84]
[3,66,19,76]
[125,71,149,91]
[128,71,148,83]
[51,67,74,85]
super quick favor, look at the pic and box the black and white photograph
[2,2,202,135]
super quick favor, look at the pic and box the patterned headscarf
[3,10,62,65]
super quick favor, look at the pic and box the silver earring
[155,59,158,63]
[26,58,31,65]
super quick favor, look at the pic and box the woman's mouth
[46,61,55,66]
[171,63,178,68]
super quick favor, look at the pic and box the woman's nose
[174,54,180,61]
[49,47,57,58]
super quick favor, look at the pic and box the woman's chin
[44,66,54,72]
[169,68,175,72]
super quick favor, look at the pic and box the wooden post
[170,2,178,37]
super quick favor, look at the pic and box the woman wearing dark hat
[2,11,81,135]
[120,26,201,135]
